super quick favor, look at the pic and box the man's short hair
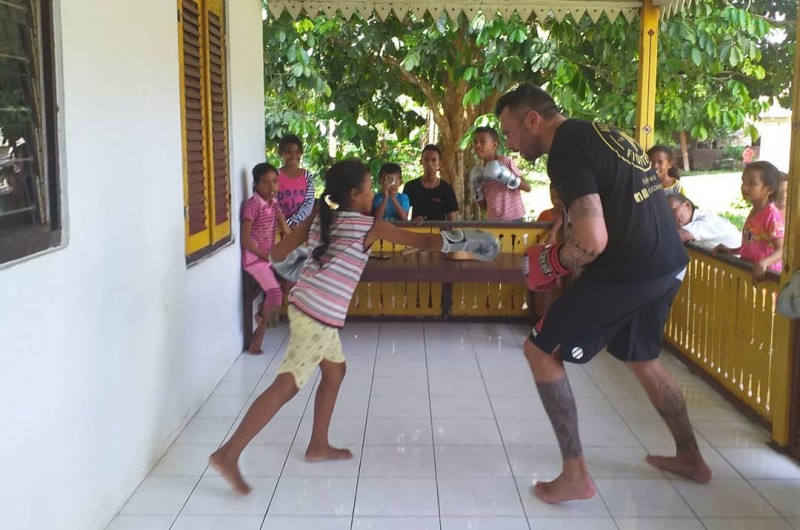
[495,84,559,120]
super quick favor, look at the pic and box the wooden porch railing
[664,245,794,446]
[260,224,796,447]
[348,222,550,319]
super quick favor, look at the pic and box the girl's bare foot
[304,444,353,462]
[645,453,712,483]
[209,450,252,494]
[248,326,266,354]
[533,473,596,504]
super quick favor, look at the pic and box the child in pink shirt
[242,163,290,353]
[276,135,316,227]
[714,161,785,282]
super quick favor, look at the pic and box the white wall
[0,1,265,529]
[755,102,792,172]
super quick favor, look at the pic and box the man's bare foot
[645,453,712,484]
[533,473,596,504]
[304,444,353,462]
[209,450,252,494]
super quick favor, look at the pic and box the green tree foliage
[262,0,789,205]
[544,1,784,143]
[263,9,551,203]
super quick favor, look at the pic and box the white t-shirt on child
[683,209,741,249]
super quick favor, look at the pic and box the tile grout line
[468,323,534,530]
[163,327,292,530]
[584,349,709,526]
[189,325,308,529]
[348,324,380,530]
[422,322,444,530]
[231,327,303,529]
[255,369,318,529]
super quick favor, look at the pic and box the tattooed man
[497,85,711,504]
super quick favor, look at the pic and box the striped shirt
[483,155,526,221]
[241,193,280,266]
[289,211,375,328]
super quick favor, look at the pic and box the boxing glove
[522,244,571,291]
[440,229,500,261]
[484,160,521,190]
[469,164,485,202]
[270,246,310,282]
[777,270,800,319]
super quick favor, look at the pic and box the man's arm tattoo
[558,194,605,270]
[560,235,598,270]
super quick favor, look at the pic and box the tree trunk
[378,33,500,218]
[432,86,500,219]
[679,129,691,172]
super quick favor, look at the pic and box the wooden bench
[241,222,554,347]
[358,250,554,320]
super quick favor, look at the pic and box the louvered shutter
[205,0,231,243]
[178,0,211,254]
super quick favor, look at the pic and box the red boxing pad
[523,244,570,291]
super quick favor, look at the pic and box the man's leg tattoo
[653,380,699,454]
[536,377,582,459]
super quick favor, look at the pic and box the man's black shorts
[528,269,684,364]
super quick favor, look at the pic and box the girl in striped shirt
[211,160,499,494]
[241,163,290,354]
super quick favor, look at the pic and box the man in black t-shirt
[496,85,710,504]
[404,144,459,222]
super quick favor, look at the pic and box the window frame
[178,0,232,265]
[0,0,62,266]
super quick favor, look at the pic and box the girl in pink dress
[276,135,315,227]
[241,163,290,353]
[713,161,785,282]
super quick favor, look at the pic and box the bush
[720,211,746,231]
[721,144,745,160]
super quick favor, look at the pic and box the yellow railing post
[771,4,800,447]
[635,0,659,151]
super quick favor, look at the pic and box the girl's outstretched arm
[753,236,784,282]
[366,219,442,251]
[366,220,500,261]
[712,244,741,256]
[270,205,317,262]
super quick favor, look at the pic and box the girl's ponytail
[311,160,371,262]
[313,191,334,261]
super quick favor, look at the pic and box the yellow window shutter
[204,0,231,244]
[179,0,212,255]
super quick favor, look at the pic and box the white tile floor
[107,321,800,530]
